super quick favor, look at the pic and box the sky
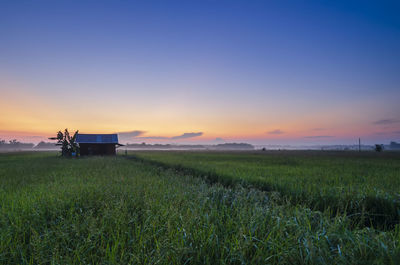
[1,0,399,145]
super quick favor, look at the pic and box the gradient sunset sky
[1,0,399,145]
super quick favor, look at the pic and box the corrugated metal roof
[76,134,119,144]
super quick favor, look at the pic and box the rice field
[133,151,400,229]
[1,151,400,264]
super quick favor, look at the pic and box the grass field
[1,151,400,264]
[133,151,400,229]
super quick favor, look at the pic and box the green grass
[132,151,400,228]
[1,152,400,264]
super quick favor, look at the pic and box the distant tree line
[123,142,255,150]
[0,139,35,150]
[0,129,80,156]
[35,141,59,149]
[0,139,58,150]
[390,141,400,149]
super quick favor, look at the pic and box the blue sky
[1,0,399,145]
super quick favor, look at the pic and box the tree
[375,144,383,152]
[9,139,19,145]
[49,129,79,157]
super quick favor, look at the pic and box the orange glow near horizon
[1,77,399,145]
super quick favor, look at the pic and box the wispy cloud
[171,132,203,140]
[373,119,399,125]
[133,132,204,141]
[312,128,325,131]
[215,137,224,142]
[118,130,146,142]
[136,136,169,140]
[374,132,388,136]
[118,130,145,137]
[267,129,284,135]
[374,131,400,136]
[303,135,334,139]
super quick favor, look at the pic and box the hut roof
[76,134,119,144]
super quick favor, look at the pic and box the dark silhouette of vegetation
[123,142,255,150]
[389,141,400,149]
[34,141,59,149]
[49,129,79,157]
[375,144,383,152]
[0,139,34,150]
[215,143,254,150]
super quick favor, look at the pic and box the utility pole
[358,138,361,152]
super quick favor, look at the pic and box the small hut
[76,134,123,156]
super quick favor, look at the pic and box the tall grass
[0,152,399,264]
[132,151,400,228]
